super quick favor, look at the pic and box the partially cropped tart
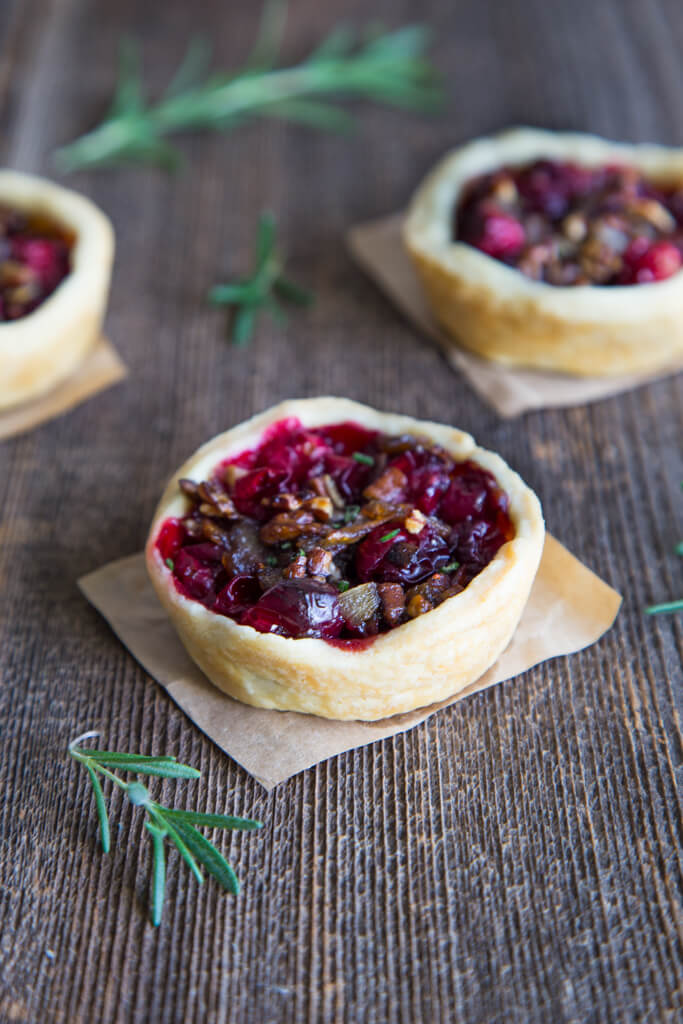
[146,398,545,721]
[403,128,683,376]
[0,171,114,410]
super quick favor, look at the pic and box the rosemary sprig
[68,731,262,926]
[208,211,312,345]
[53,2,442,174]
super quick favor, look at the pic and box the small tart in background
[403,128,683,376]
[145,397,545,722]
[0,170,114,411]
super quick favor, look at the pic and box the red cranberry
[356,522,450,585]
[621,238,682,283]
[173,547,224,601]
[157,518,185,560]
[214,574,262,616]
[232,467,289,519]
[440,462,501,524]
[241,580,344,639]
[324,453,371,500]
[465,204,526,258]
[450,519,505,569]
[11,238,68,290]
[317,421,377,455]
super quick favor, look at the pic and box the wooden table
[1,1,681,1021]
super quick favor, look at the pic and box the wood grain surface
[0,1,681,1021]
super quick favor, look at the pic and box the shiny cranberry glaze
[156,418,515,642]
[0,204,73,322]
[455,159,683,285]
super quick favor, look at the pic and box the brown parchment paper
[78,534,621,790]
[347,215,683,418]
[0,337,127,441]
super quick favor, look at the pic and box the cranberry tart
[0,171,114,410]
[146,398,544,721]
[403,128,683,376]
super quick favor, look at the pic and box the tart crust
[0,171,114,410]
[403,128,683,376]
[146,397,545,721]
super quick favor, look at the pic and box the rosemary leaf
[149,809,204,884]
[74,749,178,765]
[255,210,277,269]
[172,822,240,894]
[232,306,258,347]
[273,276,314,306]
[86,756,201,779]
[86,765,111,853]
[161,807,263,831]
[145,822,167,926]
[646,599,683,615]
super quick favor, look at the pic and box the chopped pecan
[322,515,392,548]
[197,480,237,517]
[200,519,231,547]
[307,546,334,577]
[406,572,450,607]
[406,593,432,618]
[377,583,405,628]
[310,473,345,508]
[382,434,420,455]
[491,175,517,205]
[404,508,426,535]
[363,465,407,503]
[271,493,302,513]
[302,496,334,522]
[282,552,307,579]
[179,478,201,501]
[362,499,410,520]
[628,197,675,233]
[561,211,587,243]
[260,512,312,544]
[579,237,622,283]
[0,260,34,287]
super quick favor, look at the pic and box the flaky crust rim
[145,398,545,721]
[403,127,683,376]
[0,171,114,410]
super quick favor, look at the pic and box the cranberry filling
[156,419,515,642]
[455,159,683,286]
[0,204,73,322]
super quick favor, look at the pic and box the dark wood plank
[0,0,681,1021]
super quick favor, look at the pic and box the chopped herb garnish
[352,452,374,466]
[344,504,360,523]
[442,560,460,573]
[68,732,262,926]
[266,555,278,567]
[165,558,174,570]
[280,541,292,549]
[298,548,306,558]
[379,528,401,543]
[337,580,351,592]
